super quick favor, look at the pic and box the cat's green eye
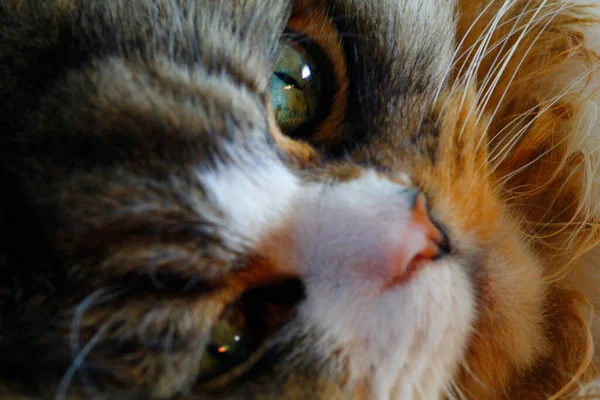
[196,280,304,385]
[271,39,329,135]
[197,301,264,382]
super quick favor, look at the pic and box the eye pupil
[274,72,302,90]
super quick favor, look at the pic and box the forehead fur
[329,0,456,123]
[3,0,292,90]
[333,0,456,90]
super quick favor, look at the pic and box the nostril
[434,224,451,257]
[408,192,451,255]
[387,191,451,287]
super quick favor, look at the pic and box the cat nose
[409,191,450,256]
[389,190,450,286]
[269,174,452,288]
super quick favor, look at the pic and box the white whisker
[477,1,571,143]
[56,324,111,400]
[454,0,519,138]
[491,64,600,176]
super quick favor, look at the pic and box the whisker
[461,0,548,142]
[67,287,123,391]
[476,1,571,143]
[433,0,501,104]
[435,0,515,122]
[442,384,460,400]
[452,1,569,71]
[491,65,600,177]
[56,323,111,400]
[451,0,518,135]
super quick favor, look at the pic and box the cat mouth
[385,233,450,288]
[389,252,438,287]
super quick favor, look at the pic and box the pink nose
[387,193,448,287]
[264,175,451,289]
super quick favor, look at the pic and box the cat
[2,0,600,398]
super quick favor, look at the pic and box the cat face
[1,0,597,399]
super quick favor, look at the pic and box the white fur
[197,152,300,245]
[272,171,476,399]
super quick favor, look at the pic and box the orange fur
[450,0,600,397]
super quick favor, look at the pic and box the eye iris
[197,303,258,381]
[271,42,323,134]
[195,280,304,385]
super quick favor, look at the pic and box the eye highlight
[197,300,265,382]
[271,36,332,137]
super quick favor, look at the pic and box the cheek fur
[457,221,549,398]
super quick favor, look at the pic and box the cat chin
[296,260,474,400]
